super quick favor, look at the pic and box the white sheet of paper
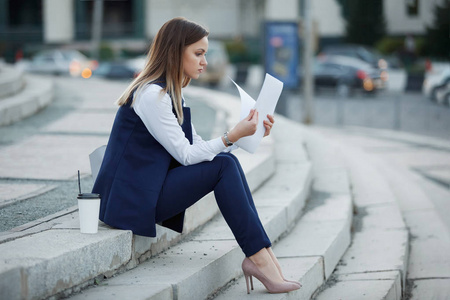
[231,73,283,153]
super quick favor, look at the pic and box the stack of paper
[232,73,284,153]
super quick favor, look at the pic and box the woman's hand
[263,114,275,137]
[227,109,259,143]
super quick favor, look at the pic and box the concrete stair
[0,65,53,127]
[312,143,409,299]
[0,84,417,300]
[0,64,25,99]
[305,126,450,299]
[376,148,450,299]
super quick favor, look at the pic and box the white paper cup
[77,193,101,234]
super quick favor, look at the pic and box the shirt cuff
[210,136,228,153]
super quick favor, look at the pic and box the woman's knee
[217,152,237,160]
[214,153,235,165]
[216,152,241,167]
[213,153,239,174]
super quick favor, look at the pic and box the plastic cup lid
[77,193,101,199]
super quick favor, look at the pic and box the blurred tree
[424,0,450,59]
[99,42,115,61]
[336,0,386,46]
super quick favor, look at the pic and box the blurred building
[0,0,445,62]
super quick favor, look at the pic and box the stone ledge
[315,271,403,300]
[0,74,53,127]
[0,65,25,99]
[0,229,133,300]
[311,133,409,299]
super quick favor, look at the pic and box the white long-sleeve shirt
[133,84,233,166]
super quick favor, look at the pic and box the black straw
[78,170,82,195]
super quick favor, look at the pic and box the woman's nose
[201,57,208,66]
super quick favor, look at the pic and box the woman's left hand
[263,114,275,137]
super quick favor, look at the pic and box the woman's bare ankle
[267,248,283,270]
[249,248,270,267]
[248,248,284,283]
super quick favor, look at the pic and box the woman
[93,17,300,294]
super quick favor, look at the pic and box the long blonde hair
[117,17,209,125]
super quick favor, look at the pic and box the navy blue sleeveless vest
[92,81,193,237]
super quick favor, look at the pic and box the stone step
[66,116,313,300]
[311,135,409,300]
[376,160,450,299]
[0,74,53,127]
[0,65,25,99]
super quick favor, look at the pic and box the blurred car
[435,85,450,105]
[92,62,138,80]
[196,40,229,86]
[311,55,385,97]
[25,49,97,76]
[126,55,147,73]
[319,44,389,70]
[423,66,450,104]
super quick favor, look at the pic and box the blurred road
[285,90,450,140]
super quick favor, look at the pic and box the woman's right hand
[227,109,259,143]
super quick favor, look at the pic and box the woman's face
[182,36,208,80]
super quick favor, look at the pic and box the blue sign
[264,22,299,89]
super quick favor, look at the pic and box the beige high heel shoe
[267,248,302,287]
[241,258,300,294]
[273,261,302,287]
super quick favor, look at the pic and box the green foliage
[224,38,261,65]
[414,37,427,57]
[376,36,428,56]
[375,37,404,55]
[343,0,386,46]
[224,39,246,64]
[424,0,450,59]
[99,42,115,61]
[120,48,145,59]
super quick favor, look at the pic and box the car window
[35,55,55,63]
[61,51,86,61]
[327,63,345,72]
[316,63,345,74]
[358,48,375,63]
[95,64,109,75]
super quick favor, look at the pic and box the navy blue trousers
[155,152,271,257]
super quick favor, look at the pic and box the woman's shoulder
[136,83,170,104]
[141,83,166,95]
